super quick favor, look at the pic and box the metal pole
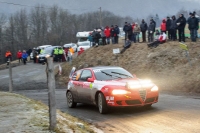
[9,58,13,92]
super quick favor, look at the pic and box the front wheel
[67,91,77,108]
[98,93,108,114]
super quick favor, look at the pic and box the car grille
[125,100,141,105]
[39,57,45,59]
[139,89,146,101]
[145,98,155,103]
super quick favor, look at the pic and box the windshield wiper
[101,71,121,79]
[111,71,132,78]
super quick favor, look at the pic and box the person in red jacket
[160,19,167,33]
[17,50,22,63]
[104,26,111,44]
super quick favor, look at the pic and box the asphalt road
[1,62,200,133]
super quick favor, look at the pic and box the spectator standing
[104,26,111,44]
[148,20,155,42]
[127,23,133,40]
[110,25,115,44]
[188,13,199,42]
[58,47,64,62]
[53,47,59,61]
[131,22,136,43]
[123,22,129,40]
[133,23,141,43]
[114,25,120,44]
[140,19,148,42]
[5,50,12,65]
[100,28,107,45]
[17,50,22,63]
[176,14,186,42]
[150,18,156,40]
[88,32,93,47]
[166,17,172,40]
[193,11,199,38]
[95,29,101,46]
[160,19,167,33]
[32,48,38,63]
[22,50,28,65]
[170,16,177,41]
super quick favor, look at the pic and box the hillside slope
[57,40,200,93]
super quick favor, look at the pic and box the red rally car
[66,66,159,114]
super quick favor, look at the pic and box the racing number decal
[93,69,101,73]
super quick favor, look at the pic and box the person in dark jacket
[114,25,120,44]
[127,23,133,40]
[170,16,177,41]
[140,19,148,42]
[166,16,172,40]
[176,14,186,42]
[110,25,115,44]
[148,20,155,42]
[123,22,129,40]
[150,18,156,40]
[188,13,199,42]
[120,38,131,54]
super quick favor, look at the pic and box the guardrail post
[9,58,13,92]
[46,57,56,130]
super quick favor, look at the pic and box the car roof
[83,66,122,70]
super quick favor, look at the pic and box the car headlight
[36,56,39,58]
[151,86,159,91]
[45,54,50,58]
[112,90,131,95]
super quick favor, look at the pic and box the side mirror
[132,74,137,78]
[87,78,94,82]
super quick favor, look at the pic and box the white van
[76,32,92,51]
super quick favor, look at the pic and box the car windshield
[43,47,54,54]
[79,38,88,42]
[94,68,133,81]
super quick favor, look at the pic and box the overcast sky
[0,0,200,18]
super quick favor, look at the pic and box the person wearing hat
[170,15,177,41]
[188,13,199,42]
[166,16,172,40]
[176,14,186,42]
[148,20,155,43]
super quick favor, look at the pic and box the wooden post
[9,58,13,92]
[46,57,56,130]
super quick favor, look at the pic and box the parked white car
[77,42,91,51]
[76,31,91,51]
[63,43,78,52]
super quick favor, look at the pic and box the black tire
[67,91,77,108]
[98,93,108,114]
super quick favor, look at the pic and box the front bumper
[105,91,159,107]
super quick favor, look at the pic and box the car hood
[38,53,49,57]
[93,78,153,90]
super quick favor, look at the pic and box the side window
[79,70,92,81]
[72,70,82,81]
